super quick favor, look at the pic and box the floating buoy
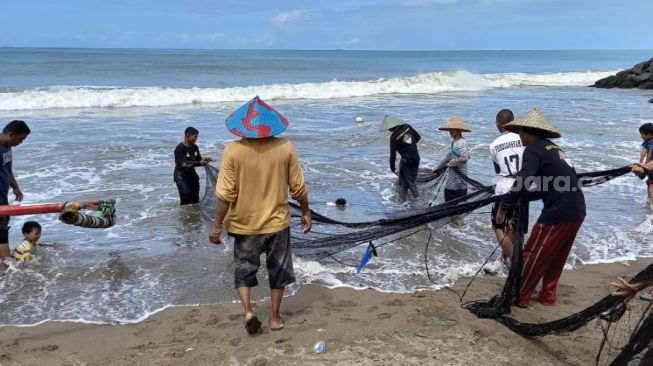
[335,198,347,206]
[355,116,364,125]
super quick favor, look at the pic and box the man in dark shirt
[496,109,586,307]
[0,120,30,270]
[379,115,421,200]
[174,127,211,205]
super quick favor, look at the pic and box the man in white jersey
[489,109,527,260]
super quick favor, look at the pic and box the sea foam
[0,70,618,111]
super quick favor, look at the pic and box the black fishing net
[477,261,653,366]
[460,165,653,365]
[201,164,497,261]
[202,164,631,259]
[202,162,647,364]
[463,167,634,315]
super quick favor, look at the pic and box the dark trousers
[0,193,8,243]
[174,170,200,205]
[398,161,419,199]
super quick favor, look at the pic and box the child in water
[638,123,653,210]
[11,221,57,262]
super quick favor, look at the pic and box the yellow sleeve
[288,143,308,201]
[216,144,238,203]
[13,240,33,261]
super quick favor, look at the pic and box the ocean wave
[0,70,618,111]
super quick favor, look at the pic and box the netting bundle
[461,165,653,365]
[59,200,117,229]
[202,164,497,260]
[202,163,650,364]
[465,259,653,366]
[463,166,634,318]
[202,165,631,261]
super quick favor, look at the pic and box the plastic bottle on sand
[313,340,326,354]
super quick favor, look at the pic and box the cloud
[272,10,305,27]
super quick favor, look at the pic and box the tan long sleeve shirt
[216,137,308,235]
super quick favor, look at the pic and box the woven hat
[379,115,404,132]
[225,96,288,139]
[438,116,471,132]
[504,108,561,138]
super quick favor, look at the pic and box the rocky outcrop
[594,58,653,89]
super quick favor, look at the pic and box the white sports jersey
[490,132,525,195]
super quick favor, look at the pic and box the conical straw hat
[438,116,471,132]
[504,108,561,138]
[225,96,288,139]
[379,115,405,132]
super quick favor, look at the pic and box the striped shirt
[437,138,470,191]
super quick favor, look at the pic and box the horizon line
[1,46,652,53]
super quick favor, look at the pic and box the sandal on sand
[640,293,653,302]
[270,319,284,332]
[245,315,261,334]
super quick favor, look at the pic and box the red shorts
[647,179,653,185]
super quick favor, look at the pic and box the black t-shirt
[389,124,421,172]
[501,138,586,225]
[174,143,202,174]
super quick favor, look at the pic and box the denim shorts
[0,194,9,243]
[231,227,295,289]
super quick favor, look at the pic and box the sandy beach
[0,258,650,366]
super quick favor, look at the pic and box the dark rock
[616,70,631,78]
[619,76,640,88]
[639,81,653,90]
[594,57,653,90]
[632,61,651,75]
[594,75,619,88]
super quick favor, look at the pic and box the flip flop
[640,293,653,302]
[270,319,284,332]
[245,315,261,334]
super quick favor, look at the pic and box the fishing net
[464,166,634,315]
[467,260,653,366]
[460,165,653,365]
[201,164,497,261]
[202,163,647,364]
[202,165,630,260]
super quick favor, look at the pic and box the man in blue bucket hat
[209,96,311,334]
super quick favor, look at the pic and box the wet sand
[1,258,651,366]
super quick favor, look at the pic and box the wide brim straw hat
[504,108,561,138]
[379,115,405,132]
[225,96,288,139]
[438,116,471,132]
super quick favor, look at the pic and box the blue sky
[1,0,651,50]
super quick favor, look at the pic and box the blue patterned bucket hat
[225,96,288,138]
